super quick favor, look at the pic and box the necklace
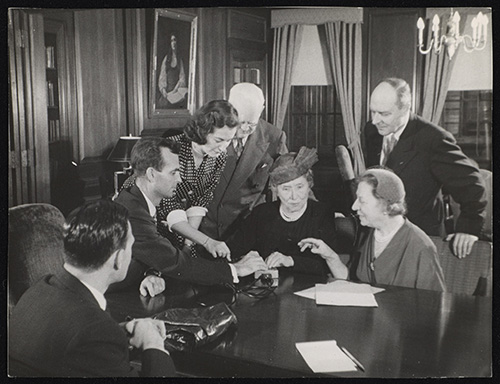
[279,203,307,222]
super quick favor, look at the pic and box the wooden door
[8,9,50,206]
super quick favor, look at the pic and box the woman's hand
[205,238,231,261]
[299,238,348,280]
[265,251,293,268]
[298,238,337,260]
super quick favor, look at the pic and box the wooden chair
[445,169,492,240]
[8,203,66,314]
[429,236,492,296]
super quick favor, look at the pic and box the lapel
[224,120,270,194]
[130,184,152,212]
[386,114,419,174]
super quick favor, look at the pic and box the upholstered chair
[8,203,66,314]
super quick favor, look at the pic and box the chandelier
[417,9,489,59]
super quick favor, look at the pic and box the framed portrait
[150,9,197,117]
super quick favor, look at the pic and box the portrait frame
[149,9,197,117]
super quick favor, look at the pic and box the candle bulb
[432,14,440,50]
[471,16,478,43]
[417,17,425,46]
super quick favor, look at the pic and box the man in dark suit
[9,200,175,377]
[364,78,487,258]
[200,83,288,240]
[113,137,266,289]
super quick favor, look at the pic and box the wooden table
[106,272,491,378]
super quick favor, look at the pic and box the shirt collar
[387,112,410,142]
[63,264,107,311]
[137,185,157,218]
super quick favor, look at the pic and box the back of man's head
[131,137,180,177]
[228,82,265,117]
[64,200,129,271]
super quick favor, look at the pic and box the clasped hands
[123,318,167,353]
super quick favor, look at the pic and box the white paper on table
[315,283,378,307]
[294,285,316,299]
[294,280,384,301]
[296,340,357,373]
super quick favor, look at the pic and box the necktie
[234,138,244,158]
[382,135,397,165]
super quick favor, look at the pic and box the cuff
[166,209,188,230]
[229,264,239,284]
[186,206,208,218]
[143,347,170,356]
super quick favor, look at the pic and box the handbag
[152,302,237,352]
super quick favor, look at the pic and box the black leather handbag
[153,302,237,351]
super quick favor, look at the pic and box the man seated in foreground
[112,137,266,291]
[9,200,175,377]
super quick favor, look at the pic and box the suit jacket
[364,113,486,236]
[113,184,233,288]
[200,119,287,240]
[9,269,175,377]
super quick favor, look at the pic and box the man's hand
[125,318,167,351]
[445,233,479,259]
[265,251,293,268]
[140,275,166,297]
[232,251,267,277]
[205,238,232,261]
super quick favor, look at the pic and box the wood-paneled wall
[74,9,127,160]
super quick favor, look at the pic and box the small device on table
[254,269,279,287]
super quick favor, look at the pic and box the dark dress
[226,200,338,276]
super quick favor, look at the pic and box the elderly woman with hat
[299,168,446,291]
[226,147,339,276]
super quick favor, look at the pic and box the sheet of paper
[315,283,378,307]
[296,340,357,373]
[294,285,316,299]
[294,280,384,301]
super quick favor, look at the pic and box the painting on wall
[150,9,197,117]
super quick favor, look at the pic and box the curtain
[320,22,365,175]
[419,15,464,124]
[271,24,303,129]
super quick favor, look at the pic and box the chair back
[429,236,492,296]
[447,169,492,240]
[8,204,66,312]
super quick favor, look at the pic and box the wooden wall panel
[366,8,424,114]
[74,9,127,160]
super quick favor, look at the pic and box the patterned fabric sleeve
[156,135,227,244]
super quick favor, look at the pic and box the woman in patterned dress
[122,100,239,259]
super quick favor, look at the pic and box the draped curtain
[271,24,303,129]
[419,14,465,124]
[320,21,365,175]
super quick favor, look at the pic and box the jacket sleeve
[125,197,233,286]
[141,349,176,377]
[63,318,138,377]
[429,131,487,236]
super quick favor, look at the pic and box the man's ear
[145,167,155,182]
[112,248,124,271]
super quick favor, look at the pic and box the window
[441,90,492,169]
[283,85,346,155]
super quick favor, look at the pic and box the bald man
[364,78,487,258]
[200,83,288,241]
